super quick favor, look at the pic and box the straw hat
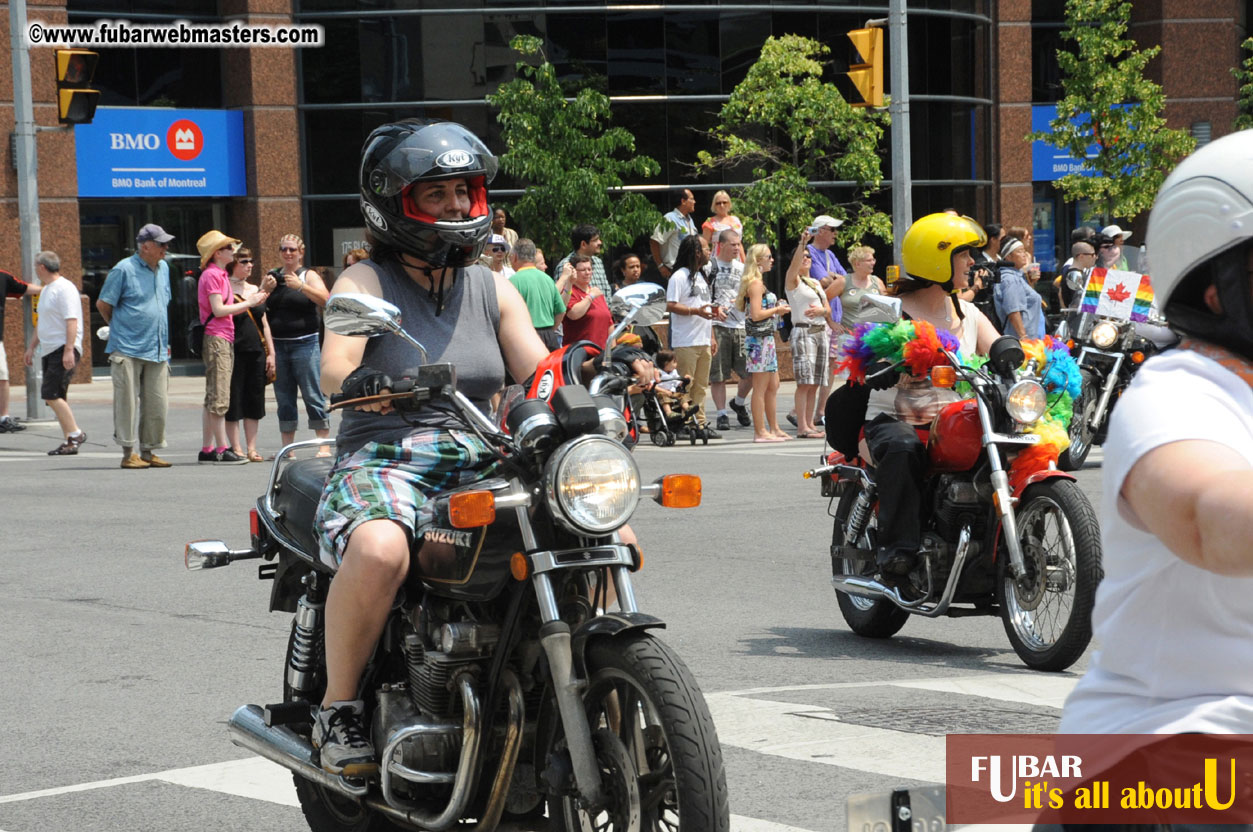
[197,230,241,268]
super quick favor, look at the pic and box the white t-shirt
[666,268,713,348]
[657,368,683,393]
[36,277,83,357]
[1060,349,1253,735]
[709,258,746,329]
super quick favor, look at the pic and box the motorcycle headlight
[1006,379,1048,424]
[1090,321,1120,349]
[544,435,640,535]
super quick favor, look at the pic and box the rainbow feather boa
[839,324,1084,481]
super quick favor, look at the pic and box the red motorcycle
[806,336,1103,671]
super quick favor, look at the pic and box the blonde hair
[710,190,731,212]
[737,244,771,311]
[848,245,874,265]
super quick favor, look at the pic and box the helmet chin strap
[398,252,456,316]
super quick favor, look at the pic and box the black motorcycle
[1057,312,1176,470]
[186,285,729,832]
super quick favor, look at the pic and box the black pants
[863,413,928,564]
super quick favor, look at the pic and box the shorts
[40,348,78,400]
[744,334,778,374]
[202,333,234,416]
[0,342,8,382]
[709,326,747,382]
[790,326,829,386]
[316,429,500,568]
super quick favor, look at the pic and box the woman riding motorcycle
[312,120,649,777]
[854,213,1001,581]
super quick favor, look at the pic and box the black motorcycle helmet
[359,120,499,275]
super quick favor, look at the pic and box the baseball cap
[489,233,510,251]
[136,223,174,244]
[1100,224,1132,243]
[811,214,844,231]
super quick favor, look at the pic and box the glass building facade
[295,2,995,268]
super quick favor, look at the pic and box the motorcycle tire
[1058,370,1098,471]
[547,633,730,832]
[282,621,405,832]
[831,488,909,639]
[997,479,1103,672]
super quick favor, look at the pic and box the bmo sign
[75,107,245,197]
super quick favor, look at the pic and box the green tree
[487,35,660,260]
[694,34,891,251]
[1234,37,1253,131]
[1030,0,1195,223]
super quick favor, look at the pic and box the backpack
[187,313,207,358]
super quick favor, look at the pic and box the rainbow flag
[1080,268,1155,322]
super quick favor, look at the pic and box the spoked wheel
[998,479,1103,671]
[1058,370,1098,471]
[549,634,729,832]
[831,488,909,638]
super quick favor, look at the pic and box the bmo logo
[167,119,204,161]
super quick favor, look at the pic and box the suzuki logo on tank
[75,108,246,198]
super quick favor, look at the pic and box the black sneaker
[0,415,24,432]
[702,425,723,440]
[716,414,731,432]
[216,448,250,465]
[312,700,377,777]
[198,450,219,464]
[786,412,798,427]
[729,400,751,427]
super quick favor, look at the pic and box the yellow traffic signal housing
[846,28,884,108]
[55,49,100,125]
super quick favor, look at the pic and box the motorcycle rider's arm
[1121,439,1253,576]
[970,304,1002,354]
[320,263,380,396]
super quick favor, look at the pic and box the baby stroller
[639,377,706,446]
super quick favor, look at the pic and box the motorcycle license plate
[847,785,949,831]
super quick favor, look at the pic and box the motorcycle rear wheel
[831,488,909,639]
[1058,370,1098,471]
[997,479,1102,672]
[548,634,730,832]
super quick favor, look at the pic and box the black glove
[340,366,393,399]
[863,360,899,391]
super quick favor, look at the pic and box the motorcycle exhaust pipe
[228,704,368,800]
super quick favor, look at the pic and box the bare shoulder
[331,261,383,298]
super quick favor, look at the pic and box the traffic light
[846,28,884,108]
[55,49,99,125]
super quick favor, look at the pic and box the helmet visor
[954,215,988,249]
[367,124,499,198]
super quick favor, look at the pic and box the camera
[968,261,998,285]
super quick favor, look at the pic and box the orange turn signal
[659,474,702,508]
[1130,351,1145,364]
[510,551,530,581]
[930,366,957,388]
[449,490,496,528]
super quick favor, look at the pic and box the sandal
[798,430,825,439]
[247,450,264,463]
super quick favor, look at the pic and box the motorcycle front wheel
[1058,370,1098,471]
[831,488,910,639]
[997,479,1102,672]
[548,633,730,832]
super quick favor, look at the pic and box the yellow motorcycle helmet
[900,213,988,285]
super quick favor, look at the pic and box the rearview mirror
[324,293,403,338]
[857,294,902,324]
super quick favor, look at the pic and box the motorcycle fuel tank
[928,399,983,473]
[411,477,525,602]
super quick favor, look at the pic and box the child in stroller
[640,349,707,445]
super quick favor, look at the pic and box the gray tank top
[336,259,504,457]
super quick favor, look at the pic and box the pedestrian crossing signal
[55,49,100,125]
[846,28,884,108]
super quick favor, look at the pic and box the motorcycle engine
[373,688,461,781]
[933,476,984,542]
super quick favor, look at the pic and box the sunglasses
[237,258,253,264]
[280,246,300,253]
[491,246,507,253]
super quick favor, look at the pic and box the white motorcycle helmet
[1146,129,1253,358]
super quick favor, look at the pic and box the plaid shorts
[316,429,500,568]
[790,326,829,385]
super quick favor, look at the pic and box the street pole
[9,0,48,420]
[888,0,912,267]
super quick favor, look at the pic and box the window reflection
[665,13,721,95]
[608,12,665,94]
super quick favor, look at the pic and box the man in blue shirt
[96,223,175,469]
[650,188,698,280]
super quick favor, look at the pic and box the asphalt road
[0,377,1105,832]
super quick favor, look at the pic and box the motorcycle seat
[273,456,335,559]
